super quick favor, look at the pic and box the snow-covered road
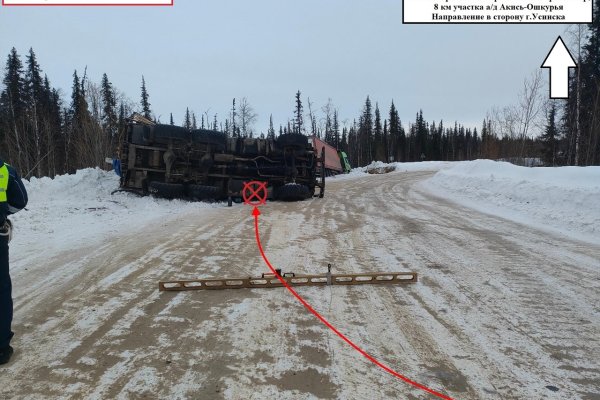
[1,169,599,399]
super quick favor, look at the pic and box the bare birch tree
[238,97,257,138]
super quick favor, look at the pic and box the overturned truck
[118,117,325,205]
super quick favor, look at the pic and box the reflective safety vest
[0,163,8,203]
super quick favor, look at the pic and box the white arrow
[541,36,577,99]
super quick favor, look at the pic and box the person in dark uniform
[0,157,28,365]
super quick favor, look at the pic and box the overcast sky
[0,1,566,133]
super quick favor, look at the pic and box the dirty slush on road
[2,171,599,400]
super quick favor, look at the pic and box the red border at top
[2,0,173,5]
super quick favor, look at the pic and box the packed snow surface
[2,161,599,399]
[11,160,599,267]
[419,159,600,244]
[335,158,600,244]
[9,168,217,270]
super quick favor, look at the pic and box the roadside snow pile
[421,160,600,244]
[332,161,452,180]
[360,160,452,173]
[9,168,217,268]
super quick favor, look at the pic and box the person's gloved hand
[0,219,12,243]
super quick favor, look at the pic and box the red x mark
[242,181,268,206]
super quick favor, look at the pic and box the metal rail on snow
[159,264,417,292]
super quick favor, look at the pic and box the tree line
[287,92,537,168]
[0,48,137,177]
[549,9,600,166]
[1,7,598,179]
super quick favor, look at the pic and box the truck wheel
[148,181,185,199]
[277,133,309,149]
[274,183,311,201]
[187,184,222,201]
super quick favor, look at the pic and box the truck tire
[191,130,227,151]
[277,134,309,149]
[274,183,311,201]
[148,181,185,199]
[187,184,222,201]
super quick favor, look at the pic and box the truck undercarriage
[118,117,325,204]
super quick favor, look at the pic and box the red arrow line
[252,206,453,400]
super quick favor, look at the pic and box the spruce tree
[48,85,64,176]
[100,73,117,137]
[25,48,45,177]
[383,119,388,162]
[67,70,83,172]
[268,114,275,138]
[333,109,340,148]
[67,68,103,172]
[472,127,479,159]
[25,48,43,104]
[359,96,373,165]
[294,90,304,134]
[0,48,26,170]
[140,76,151,119]
[231,98,237,137]
[415,110,428,161]
[433,120,443,160]
[580,0,600,164]
[70,71,81,119]
[116,101,126,149]
[388,101,400,162]
[184,107,191,129]
[389,100,406,162]
[1,47,25,118]
[374,103,383,161]
[541,102,559,166]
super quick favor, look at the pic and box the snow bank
[330,160,453,180]
[8,160,598,268]
[335,159,599,243]
[358,160,452,173]
[421,160,600,244]
[9,168,218,268]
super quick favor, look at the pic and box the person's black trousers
[0,236,13,349]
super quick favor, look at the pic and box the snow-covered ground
[10,159,600,271]
[419,160,600,245]
[334,159,600,244]
[331,160,453,180]
[9,168,218,270]
[2,161,599,399]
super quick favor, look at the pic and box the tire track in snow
[1,171,598,399]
